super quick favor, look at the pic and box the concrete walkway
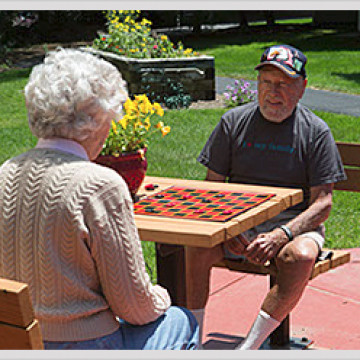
[216,76,360,117]
[203,247,360,350]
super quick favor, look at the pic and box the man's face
[257,66,307,123]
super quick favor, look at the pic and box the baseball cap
[254,45,307,79]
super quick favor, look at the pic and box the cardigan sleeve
[84,176,171,325]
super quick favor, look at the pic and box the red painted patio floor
[203,248,360,350]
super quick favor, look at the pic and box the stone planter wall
[81,48,215,101]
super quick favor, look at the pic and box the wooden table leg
[156,243,187,306]
[156,244,213,310]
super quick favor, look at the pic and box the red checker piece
[145,183,158,191]
[222,209,233,215]
[182,195,192,200]
[194,209,205,214]
[165,202,178,207]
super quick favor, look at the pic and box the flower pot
[94,149,148,198]
[80,47,215,101]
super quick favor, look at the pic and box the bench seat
[214,248,351,280]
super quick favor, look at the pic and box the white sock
[237,309,280,350]
[191,308,205,350]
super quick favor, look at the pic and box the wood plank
[310,249,350,279]
[216,259,277,276]
[330,249,351,268]
[310,259,331,279]
[0,319,43,350]
[0,278,35,328]
[136,218,226,247]
[336,141,360,167]
[215,249,351,280]
[334,168,360,192]
[141,176,303,199]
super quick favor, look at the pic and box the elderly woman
[0,48,198,350]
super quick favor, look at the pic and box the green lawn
[181,26,360,94]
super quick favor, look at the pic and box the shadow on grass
[171,23,360,54]
[0,68,31,82]
[332,72,360,85]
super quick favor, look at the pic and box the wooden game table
[134,176,303,307]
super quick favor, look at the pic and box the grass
[0,69,36,164]
[179,25,360,94]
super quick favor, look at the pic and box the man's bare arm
[285,183,333,238]
[239,183,333,264]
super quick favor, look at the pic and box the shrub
[93,10,200,59]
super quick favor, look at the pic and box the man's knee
[276,237,318,272]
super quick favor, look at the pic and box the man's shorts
[224,210,325,260]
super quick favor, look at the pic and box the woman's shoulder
[70,160,128,188]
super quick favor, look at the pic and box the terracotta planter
[94,149,148,197]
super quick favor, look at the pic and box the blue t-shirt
[197,101,346,213]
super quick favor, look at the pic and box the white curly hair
[24,48,128,141]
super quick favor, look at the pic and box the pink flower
[153,45,158,50]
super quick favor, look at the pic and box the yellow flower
[101,94,171,156]
[138,148,146,160]
[153,102,164,116]
[111,120,118,134]
[119,115,128,129]
[135,95,152,114]
[144,117,151,130]
[161,35,168,41]
[161,126,171,137]
[141,18,152,25]
[124,98,135,113]
[135,94,148,102]
[155,121,164,129]
[132,99,139,110]
[139,101,151,114]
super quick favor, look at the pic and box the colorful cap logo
[254,45,307,79]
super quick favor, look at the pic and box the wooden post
[156,243,187,306]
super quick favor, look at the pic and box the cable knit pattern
[0,148,171,341]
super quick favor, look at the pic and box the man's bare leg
[238,236,319,350]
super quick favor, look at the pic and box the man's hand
[244,228,288,265]
[224,234,250,256]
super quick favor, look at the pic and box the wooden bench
[214,141,359,349]
[0,278,43,349]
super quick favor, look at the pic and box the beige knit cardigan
[0,148,170,341]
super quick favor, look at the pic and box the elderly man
[191,44,346,349]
